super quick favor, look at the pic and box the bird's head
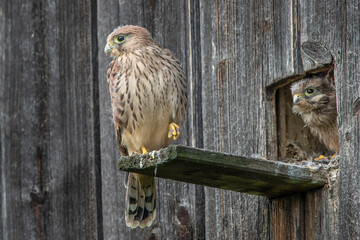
[290,76,335,114]
[104,25,157,57]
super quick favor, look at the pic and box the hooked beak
[104,44,114,54]
[293,93,305,104]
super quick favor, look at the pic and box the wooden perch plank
[118,145,326,198]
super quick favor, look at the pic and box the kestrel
[290,75,339,154]
[104,25,187,228]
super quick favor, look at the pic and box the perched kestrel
[290,75,339,153]
[104,25,187,228]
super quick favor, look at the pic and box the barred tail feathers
[125,173,156,228]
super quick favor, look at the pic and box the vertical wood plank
[272,194,305,240]
[273,1,343,239]
[1,1,40,238]
[1,0,101,239]
[338,0,360,239]
[271,1,344,239]
[151,1,198,239]
[199,0,286,239]
[45,1,101,238]
[184,1,206,238]
[97,0,124,238]
[266,0,303,83]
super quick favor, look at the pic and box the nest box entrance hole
[274,68,335,161]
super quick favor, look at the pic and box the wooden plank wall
[1,0,359,239]
[271,1,344,239]
[0,0,101,239]
[337,0,360,239]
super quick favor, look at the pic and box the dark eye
[114,35,125,44]
[305,87,315,96]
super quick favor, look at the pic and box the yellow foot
[168,123,180,140]
[141,146,148,154]
[330,154,337,160]
[314,155,326,161]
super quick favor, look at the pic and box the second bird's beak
[293,93,305,104]
[104,44,114,55]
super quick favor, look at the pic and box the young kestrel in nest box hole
[105,25,187,228]
[290,75,339,155]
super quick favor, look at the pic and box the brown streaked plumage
[290,76,339,153]
[104,25,187,228]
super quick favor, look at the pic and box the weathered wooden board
[337,0,360,239]
[198,0,305,239]
[97,0,347,239]
[97,0,127,239]
[0,0,101,239]
[118,145,326,198]
[2,0,359,239]
[271,1,345,239]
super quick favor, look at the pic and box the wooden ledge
[118,145,327,198]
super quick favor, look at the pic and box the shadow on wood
[118,145,326,198]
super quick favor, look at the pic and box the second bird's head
[105,25,158,57]
[290,76,334,114]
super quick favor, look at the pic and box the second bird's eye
[305,87,315,96]
[114,35,125,44]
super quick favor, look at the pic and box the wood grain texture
[118,145,326,198]
[338,0,360,239]
[200,1,268,238]
[1,0,359,239]
[0,0,101,239]
[301,41,333,72]
[198,0,308,239]
[271,1,344,239]
[1,1,41,239]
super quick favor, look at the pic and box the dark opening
[275,83,327,161]
[275,68,336,161]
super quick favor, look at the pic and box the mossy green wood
[118,145,326,198]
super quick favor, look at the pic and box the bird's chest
[302,111,331,129]
[108,58,172,126]
[111,58,168,96]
